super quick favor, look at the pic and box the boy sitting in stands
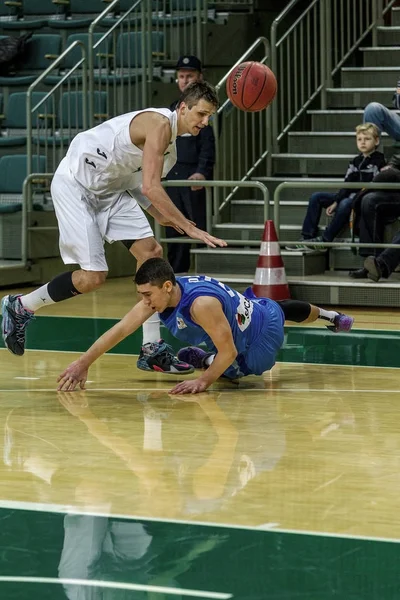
[287,123,386,251]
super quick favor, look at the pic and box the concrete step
[326,88,393,108]
[0,262,41,287]
[200,272,400,307]
[309,110,365,131]
[230,198,337,225]
[341,66,399,88]
[191,247,327,276]
[288,131,392,154]
[288,272,400,307]
[230,199,310,224]
[272,153,354,176]
[393,7,400,27]
[360,46,400,67]
[250,176,343,202]
[213,223,303,241]
[377,26,400,46]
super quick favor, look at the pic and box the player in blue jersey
[57,258,354,394]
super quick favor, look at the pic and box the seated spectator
[349,154,400,278]
[287,123,385,251]
[363,78,400,142]
[363,229,400,281]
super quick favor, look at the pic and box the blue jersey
[160,276,285,377]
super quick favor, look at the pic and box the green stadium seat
[45,32,109,85]
[34,91,108,147]
[0,153,46,217]
[0,0,21,30]
[0,91,55,147]
[0,0,66,30]
[49,0,110,29]
[0,154,45,192]
[93,31,163,84]
[0,33,61,86]
[58,89,107,128]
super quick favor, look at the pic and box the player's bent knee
[80,270,107,291]
[152,243,163,259]
[133,238,163,264]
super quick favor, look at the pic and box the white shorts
[50,158,153,271]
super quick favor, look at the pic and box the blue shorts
[223,291,285,379]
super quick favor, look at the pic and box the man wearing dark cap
[165,55,216,273]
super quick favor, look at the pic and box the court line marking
[0,387,397,393]
[0,577,231,599]
[2,347,400,371]
[0,500,400,546]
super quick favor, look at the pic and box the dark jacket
[169,100,215,180]
[336,150,386,203]
[350,154,400,250]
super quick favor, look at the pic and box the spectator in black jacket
[349,154,400,278]
[165,55,216,273]
[287,123,386,251]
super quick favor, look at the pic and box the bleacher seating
[0,33,61,86]
[0,0,68,30]
[48,0,111,30]
[0,91,54,147]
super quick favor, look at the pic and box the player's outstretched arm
[140,115,227,249]
[57,301,154,391]
[170,296,237,394]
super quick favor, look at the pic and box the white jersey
[64,107,178,198]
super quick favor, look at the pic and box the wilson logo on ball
[227,61,277,112]
[231,64,247,96]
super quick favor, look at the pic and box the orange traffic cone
[252,220,291,300]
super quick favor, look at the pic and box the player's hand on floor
[185,224,227,248]
[57,360,88,391]
[170,378,209,395]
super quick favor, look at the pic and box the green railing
[153,179,270,243]
[27,40,87,176]
[212,37,272,216]
[270,0,399,150]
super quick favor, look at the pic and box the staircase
[191,1,400,307]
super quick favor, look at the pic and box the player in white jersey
[1,81,225,373]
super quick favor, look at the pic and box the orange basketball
[226,61,277,112]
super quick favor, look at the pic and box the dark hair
[180,80,219,110]
[134,258,176,287]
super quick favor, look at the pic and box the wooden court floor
[0,277,400,598]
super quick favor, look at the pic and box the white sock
[20,284,55,313]
[318,308,339,323]
[204,354,215,367]
[142,313,161,344]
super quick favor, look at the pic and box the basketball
[226,61,277,112]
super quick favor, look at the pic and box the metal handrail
[270,0,399,149]
[157,179,270,242]
[20,173,54,269]
[212,37,271,216]
[87,0,143,127]
[15,178,269,269]
[26,40,87,176]
[274,180,400,251]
